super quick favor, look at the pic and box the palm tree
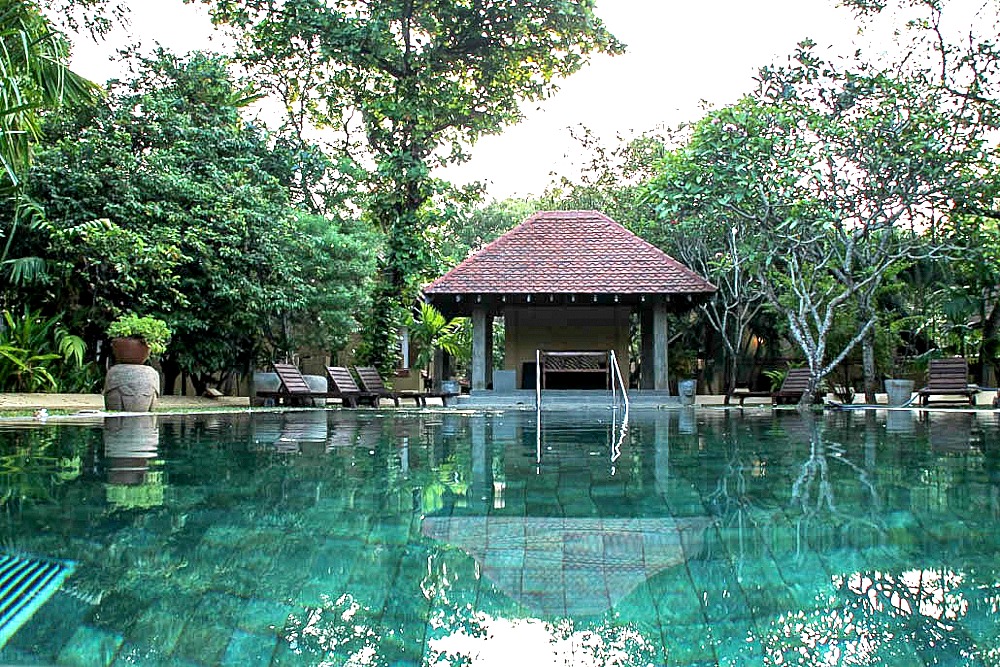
[0,0,101,281]
[0,0,100,186]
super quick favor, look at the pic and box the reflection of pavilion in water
[421,411,715,617]
[422,515,712,616]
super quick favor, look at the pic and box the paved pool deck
[2,388,996,416]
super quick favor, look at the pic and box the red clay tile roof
[424,210,716,295]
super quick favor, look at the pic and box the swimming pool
[0,407,997,666]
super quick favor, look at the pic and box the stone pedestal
[884,379,915,407]
[252,372,280,407]
[104,364,160,412]
[493,370,516,393]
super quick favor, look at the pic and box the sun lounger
[771,368,821,405]
[917,357,978,406]
[725,368,819,406]
[325,366,379,408]
[724,388,772,407]
[255,363,334,406]
[353,367,426,407]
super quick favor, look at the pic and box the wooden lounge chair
[917,357,978,406]
[326,366,379,408]
[727,368,819,406]
[771,368,821,405]
[256,362,333,406]
[725,386,771,407]
[353,367,426,407]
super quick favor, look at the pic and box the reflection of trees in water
[420,561,664,667]
[424,612,661,667]
[0,426,87,513]
[756,566,999,665]
[982,419,1000,520]
[788,415,883,554]
[279,544,666,667]
[705,416,774,571]
[282,593,394,666]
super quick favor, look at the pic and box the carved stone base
[104,364,161,412]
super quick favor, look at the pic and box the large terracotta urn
[111,337,151,365]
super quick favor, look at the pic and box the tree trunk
[978,295,999,386]
[857,297,878,403]
[862,325,878,404]
[161,357,180,396]
[726,345,738,397]
[191,373,209,397]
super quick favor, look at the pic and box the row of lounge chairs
[726,358,981,407]
[257,363,459,408]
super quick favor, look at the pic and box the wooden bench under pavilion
[540,351,610,389]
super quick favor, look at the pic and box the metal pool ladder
[533,349,630,410]
[609,349,630,411]
[533,349,630,474]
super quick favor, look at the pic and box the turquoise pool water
[0,407,997,666]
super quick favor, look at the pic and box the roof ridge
[424,210,716,295]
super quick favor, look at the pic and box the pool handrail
[533,349,630,412]
[609,350,630,411]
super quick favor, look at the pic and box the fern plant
[0,308,89,392]
[762,368,788,393]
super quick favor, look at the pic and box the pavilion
[423,210,716,393]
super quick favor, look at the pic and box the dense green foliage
[0,0,100,190]
[9,50,377,393]
[2,0,998,399]
[198,0,624,376]
[0,307,92,392]
[0,0,101,286]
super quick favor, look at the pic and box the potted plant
[107,314,171,365]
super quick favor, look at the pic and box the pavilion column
[640,308,655,390]
[471,308,493,391]
[653,303,670,393]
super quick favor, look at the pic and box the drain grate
[0,552,76,648]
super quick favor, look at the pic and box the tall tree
[648,43,992,403]
[647,100,803,396]
[844,0,1000,384]
[761,44,990,401]
[197,0,624,375]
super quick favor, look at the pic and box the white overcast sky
[68,0,936,199]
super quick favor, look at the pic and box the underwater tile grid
[0,406,996,666]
